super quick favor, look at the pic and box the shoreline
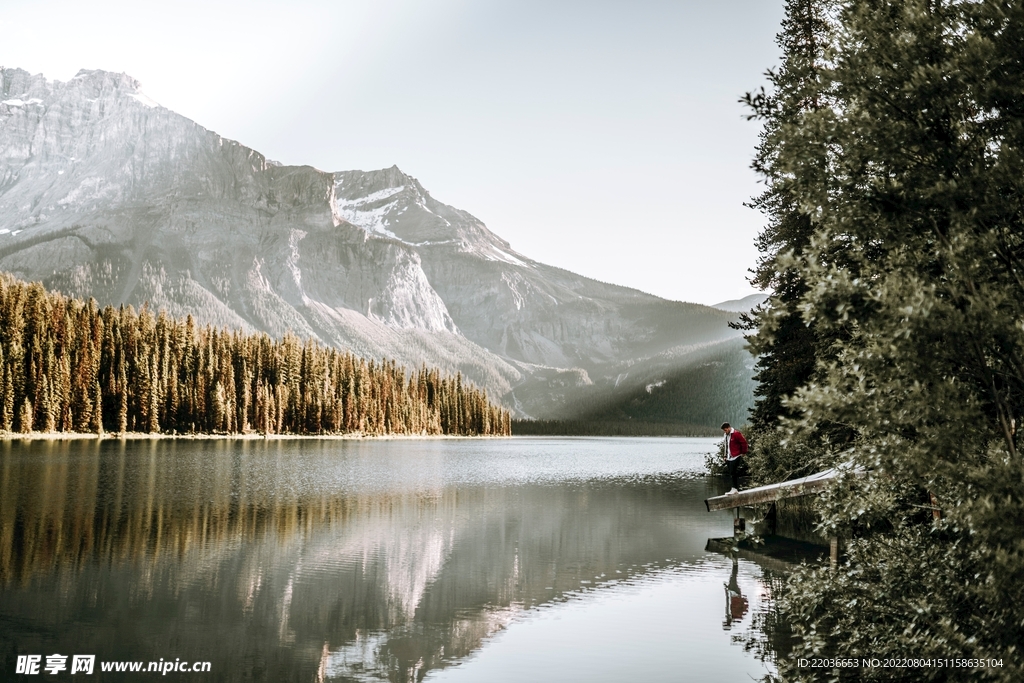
[0,431,512,442]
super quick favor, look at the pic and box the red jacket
[726,429,748,459]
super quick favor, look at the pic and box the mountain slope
[0,67,754,423]
[712,293,768,313]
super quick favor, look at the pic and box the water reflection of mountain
[0,440,727,682]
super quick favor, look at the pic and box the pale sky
[1,0,784,306]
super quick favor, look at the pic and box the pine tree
[18,397,32,433]
[1,366,13,432]
[91,380,103,435]
[0,273,510,440]
[147,351,160,434]
[117,359,128,434]
[39,376,55,432]
[741,0,834,437]
[750,1,1024,678]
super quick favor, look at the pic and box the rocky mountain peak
[332,165,441,243]
[69,68,145,97]
[0,66,753,423]
[1,67,49,101]
[331,164,523,266]
[1,67,150,106]
[335,165,419,198]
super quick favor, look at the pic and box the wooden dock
[705,465,864,512]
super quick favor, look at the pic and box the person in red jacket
[721,422,748,494]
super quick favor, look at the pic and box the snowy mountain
[0,67,752,422]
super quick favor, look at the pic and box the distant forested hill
[512,336,755,434]
[578,338,755,426]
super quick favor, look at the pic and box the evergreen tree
[0,272,511,439]
[748,1,1024,679]
[91,380,103,435]
[1,366,13,432]
[117,358,128,434]
[741,0,834,441]
[18,397,32,433]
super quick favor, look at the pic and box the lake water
[0,437,779,681]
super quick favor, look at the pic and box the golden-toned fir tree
[0,273,510,437]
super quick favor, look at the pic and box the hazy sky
[1,0,784,305]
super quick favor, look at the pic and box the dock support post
[765,501,777,536]
[928,491,942,521]
[830,536,841,569]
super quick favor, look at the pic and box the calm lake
[0,437,781,681]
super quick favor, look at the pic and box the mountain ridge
[0,66,754,423]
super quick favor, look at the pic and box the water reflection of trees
[0,440,718,682]
[1,439,374,586]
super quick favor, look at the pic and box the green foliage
[0,273,510,437]
[739,0,834,434]
[703,441,730,478]
[703,428,823,486]
[779,518,1019,682]
[702,431,755,481]
[744,429,825,487]
[745,0,1024,679]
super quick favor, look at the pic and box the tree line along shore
[733,1,1024,679]
[510,419,719,437]
[0,273,510,437]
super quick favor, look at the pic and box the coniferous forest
[0,273,510,437]
[738,1,1024,679]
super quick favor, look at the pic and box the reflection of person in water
[722,558,748,629]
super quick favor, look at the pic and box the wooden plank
[704,466,864,512]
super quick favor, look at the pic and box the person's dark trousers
[727,457,741,490]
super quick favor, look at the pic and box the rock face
[0,67,751,420]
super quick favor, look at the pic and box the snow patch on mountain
[331,181,404,239]
[645,380,666,394]
[482,245,528,267]
[501,272,529,311]
[128,91,160,108]
[286,229,309,304]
